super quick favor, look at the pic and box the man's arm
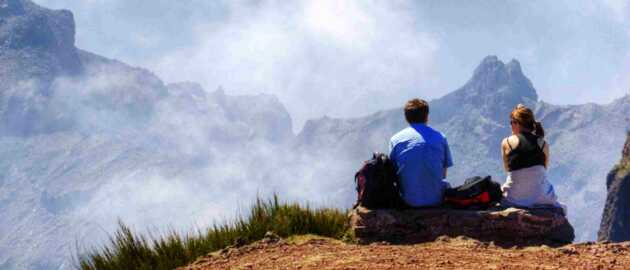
[388,139,396,163]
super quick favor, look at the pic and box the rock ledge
[349,206,574,246]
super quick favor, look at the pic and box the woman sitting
[501,104,567,215]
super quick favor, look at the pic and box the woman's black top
[507,132,546,171]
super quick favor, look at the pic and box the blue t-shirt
[389,123,454,207]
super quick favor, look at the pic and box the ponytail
[511,104,544,137]
[534,121,545,138]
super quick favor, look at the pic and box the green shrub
[617,159,630,178]
[76,195,348,270]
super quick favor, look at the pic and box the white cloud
[602,0,630,23]
[147,0,438,129]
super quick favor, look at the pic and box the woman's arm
[501,138,510,172]
[502,135,519,172]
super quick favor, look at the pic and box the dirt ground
[179,235,630,270]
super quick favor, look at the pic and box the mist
[32,0,630,130]
[4,64,358,269]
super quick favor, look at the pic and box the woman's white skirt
[501,165,567,215]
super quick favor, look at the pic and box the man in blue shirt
[389,99,454,207]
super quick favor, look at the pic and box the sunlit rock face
[599,132,630,242]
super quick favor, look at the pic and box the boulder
[349,206,574,246]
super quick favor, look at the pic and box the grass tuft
[617,159,630,178]
[77,195,348,270]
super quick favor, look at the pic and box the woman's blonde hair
[510,104,545,137]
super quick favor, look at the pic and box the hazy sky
[34,0,630,128]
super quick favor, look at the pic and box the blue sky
[34,0,630,127]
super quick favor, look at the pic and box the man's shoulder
[424,125,448,141]
[390,127,417,142]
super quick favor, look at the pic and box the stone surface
[599,132,630,242]
[349,206,575,246]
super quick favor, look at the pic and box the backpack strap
[537,138,546,150]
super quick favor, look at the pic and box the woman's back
[507,132,546,171]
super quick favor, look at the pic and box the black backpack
[354,152,401,209]
[443,176,502,210]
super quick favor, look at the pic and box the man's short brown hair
[404,98,429,124]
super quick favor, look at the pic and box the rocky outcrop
[349,206,575,246]
[0,0,173,135]
[0,0,82,78]
[0,0,84,135]
[598,132,630,242]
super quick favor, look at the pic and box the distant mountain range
[1,0,628,269]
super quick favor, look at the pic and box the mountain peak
[0,0,75,48]
[431,56,538,123]
[466,56,536,101]
[474,55,500,69]
[0,0,81,74]
[507,59,523,76]
[470,56,527,88]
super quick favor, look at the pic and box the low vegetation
[77,196,348,270]
[617,158,630,178]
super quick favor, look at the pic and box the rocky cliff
[598,132,630,242]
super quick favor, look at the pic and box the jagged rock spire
[467,56,537,102]
[431,56,538,123]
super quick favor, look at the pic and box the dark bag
[443,176,502,209]
[354,152,401,209]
